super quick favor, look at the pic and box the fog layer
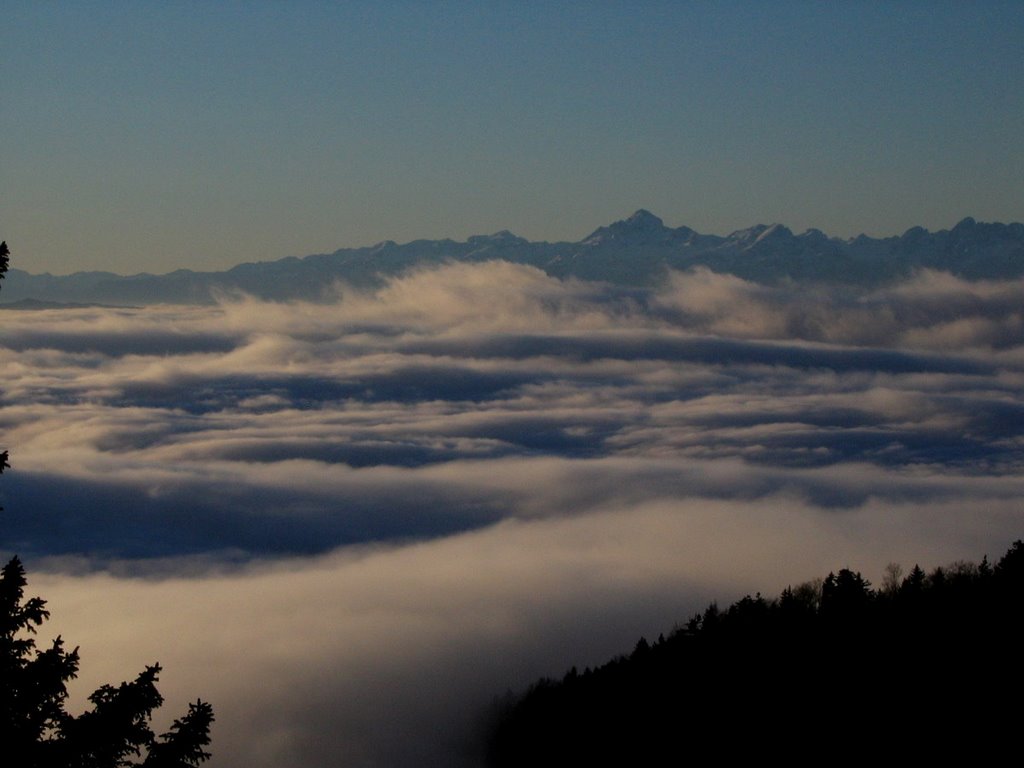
[3,263,1022,765]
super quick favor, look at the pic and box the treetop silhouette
[487,539,1024,766]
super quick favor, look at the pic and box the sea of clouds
[2,261,1023,766]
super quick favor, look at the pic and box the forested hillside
[487,541,1024,765]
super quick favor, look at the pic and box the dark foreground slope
[487,541,1024,765]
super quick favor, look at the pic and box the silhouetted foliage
[487,540,1024,765]
[0,557,215,767]
[144,700,214,768]
[1,243,213,766]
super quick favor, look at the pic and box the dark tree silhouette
[1,556,214,767]
[0,241,213,766]
[487,540,1024,766]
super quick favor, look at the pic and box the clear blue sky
[3,1,1022,274]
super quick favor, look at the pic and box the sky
[3,1,1023,275]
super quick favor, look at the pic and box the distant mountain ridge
[5,212,1024,305]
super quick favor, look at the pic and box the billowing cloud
[654,267,1024,352]
[2,261,1023,765]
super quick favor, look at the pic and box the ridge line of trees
[487,540,1024,765]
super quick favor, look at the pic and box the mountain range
[5,211,1023,305]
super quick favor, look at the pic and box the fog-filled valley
[6,2,1024,763]
[3,260,1023,765]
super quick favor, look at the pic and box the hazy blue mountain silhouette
[6,212,1024,304]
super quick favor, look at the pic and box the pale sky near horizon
[2,1,1022,275]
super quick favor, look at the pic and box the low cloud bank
[3,262,1023,765]
[37,496,1017,768]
